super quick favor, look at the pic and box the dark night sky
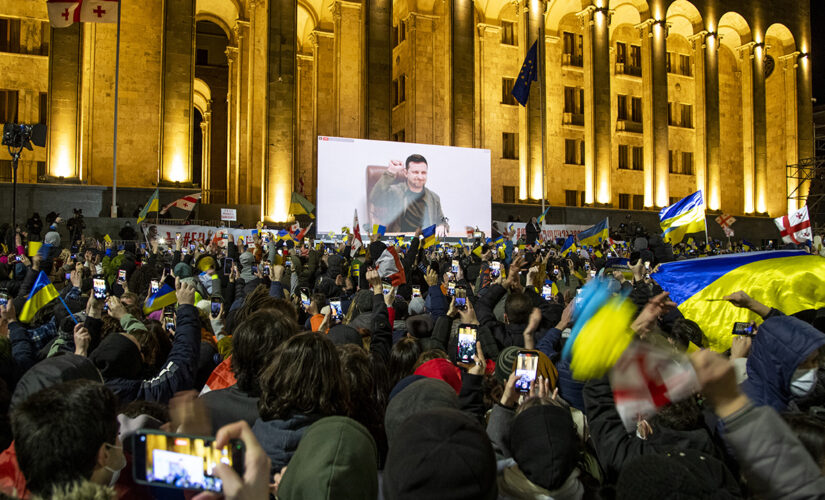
[813,1,825,104]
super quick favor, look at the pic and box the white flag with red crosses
[774,206,812,245]
[47,0,119,28]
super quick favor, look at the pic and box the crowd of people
[0,212,822,499]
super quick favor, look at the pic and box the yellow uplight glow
[54,144,72,178]
[168,154,187,183]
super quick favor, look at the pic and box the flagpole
[538,2,548,221]
[110,0,122,218]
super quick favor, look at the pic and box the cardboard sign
[220,208,237,222]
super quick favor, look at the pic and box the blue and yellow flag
[537,206,550,225]
[577,218,609,247]
[290,192,315,219]
[742,240,753,251]
[651,251,825,351]
[560,235,577,257]
[493,235,505,246]
[511,41,538,106]
[422,224,437,249]
[659,191,706,245]
[18,271,59,323]
[143,283,177,315]
[372,224,386,237]
[137,189,159,225]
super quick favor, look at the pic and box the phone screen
[447,282,456,297]
[132,430,243,493]
[263,263,271,275]
[412,286,421,298]
[118,269,127,283]
[732,322,755,336]
[93,278,106,300]
[151,280,160,294]
[451,259,459,274]
[210,298,222,319]
[490,261,501,278]
[455,287,467,309]
[65,272,72,280]
[541,285,554,301]
[515,351,539,393]
[164,314,176,332]
[251,264,258,275]
[330,300,343,320]
[382,283,391,295]
[301,293,310,308]
[457,325,478,363]
[0,292,9,307]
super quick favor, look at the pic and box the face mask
[790,368,817,397]
[104,443,126,486]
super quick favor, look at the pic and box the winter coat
[741,315,825,412]
[252,413,321,474]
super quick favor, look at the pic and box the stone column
[332,0,363,138]
[451,0,474,148]
[264,0,296,222]
[200,117,210,200]
[796,52,813,203]
[638,19,668,207]
[234,20,251,202]
[159,0,196,183]
[311,30,335,196]
[366,0,392,140]
[779,52,799,212]
[47,23,83,179]
[476,24,499,155]
[247,0,267,205]
[689,31,711,205]
[738,42,755,213]
[225,45,239,203]
[751,42,768,214]
[406,12,438,144]
[578,5,611,205]
[521,0,543,201]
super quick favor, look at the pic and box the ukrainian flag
[560,235,577,257]
[422,224,437,249]
[659,191,706,245]
[576,218,609,247]
[18,271,59,323]
[372,224,386,236]
[537,207,550,225]
[651,251,825,351]
[742,240,753,251]
[290,192,316,219]
[493,235,505,246]
[137,189,159,225]
[143,283,177,315]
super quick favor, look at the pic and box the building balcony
[562,112,584,126]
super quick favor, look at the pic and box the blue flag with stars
[512,41,538,106]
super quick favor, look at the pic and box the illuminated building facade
[0,0,812,220]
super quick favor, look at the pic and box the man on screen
[369,154,448,236]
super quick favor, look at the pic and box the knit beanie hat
[408,296,426,316]
[327,325,362,347]
[616,450,742,500]
[509,405,579,491]
[89,333,143,380]
[495,346,521,383]
[384,378,457,445]
[384,408,497,500]
[174,262,194,279]
[414,358,462,394]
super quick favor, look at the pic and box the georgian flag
[47,0,119,28]
[774,206,812,245]
[160,193,201,214]
[714,213,736,229]
[351,209,363,257]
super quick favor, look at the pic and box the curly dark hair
[232,309,298,396]
[232,284,298,329]
[258,332,349,421]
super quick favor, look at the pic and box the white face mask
[790,368,818,397]
[104,443,126,486]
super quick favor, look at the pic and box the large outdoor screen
[317,136,492,238]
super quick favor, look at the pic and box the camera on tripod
[2,123,47,150]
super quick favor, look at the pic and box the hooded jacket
[277,417,378,500]
[252,413,321,475]
[741,315,825,411]
[90,304,201,404]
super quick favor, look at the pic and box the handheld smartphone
[446,272,455,283]
[222,233,228,240]
[455,287,467,310]
[15,255,21,262]
[263,262,271,275]
[175,232,181,241]
[412,286,421,298]
[251,264,258,275]
[163,313,176,332]
[451,259,459,274]
[0,291,10,307]
[644,261,651,271]
[473,231,482,239]
[132,429,244,493]
[65,272,72,280]
[223,258,233,275]
[732,322,755,337]
[585,262,591,271]
[284,259,292,269]
[490,261,501,278]
[117,269,127,284]
[93,278,107,300]
[210,297,222,319]
[589,270,596,278]
[382,283,392,295]
[300,292,310,309]
[447,282,456,297]
[151,280,160,294]
[164,265,172,275]
[330,300,343,321]
[457,324,478,364]
[553,265,560,276]
[514,351,539,393]
[541,285,554,301]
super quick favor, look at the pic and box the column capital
[635,18,669,38]
[577,5,613,28]
[330,1,362,23]
[225,45,239,62]
[476,22,501,38]
[308,29,334,49]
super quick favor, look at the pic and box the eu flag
[512,41,538,106]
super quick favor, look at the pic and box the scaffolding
[787,157,825,235]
